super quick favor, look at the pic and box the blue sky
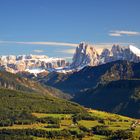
[0,0,140,58]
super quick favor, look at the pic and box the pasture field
[0,110,140,140]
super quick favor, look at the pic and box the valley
[35,60,140,118]
[0,65,140,139]
[0,44,140,139]
[1,1,140,139]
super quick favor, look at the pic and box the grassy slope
[0,88,86,114]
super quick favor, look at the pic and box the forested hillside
[0,70,70,99]
[38,60,140,118]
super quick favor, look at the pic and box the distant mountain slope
[0,70,70,99]
[73,80,140,118]
[38,60,140,118]
[41,60,140,95]
[0,55,67,73]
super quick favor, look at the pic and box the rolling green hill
[0,87,86,137]
[0,88,85,115]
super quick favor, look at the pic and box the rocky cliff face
[0,55,67,73]
[71,43,140,69]
[1,43,140,74]
[100,45,140,64]
[70,42,99,68]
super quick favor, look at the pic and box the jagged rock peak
[100,44,140,64]
[71,42,140,69]
[70,42,99,68]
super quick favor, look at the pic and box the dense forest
[0,88,86,124]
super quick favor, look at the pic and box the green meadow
[0,109,140,140]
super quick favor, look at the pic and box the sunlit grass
[88,109,133,121]
[32,113,71,119]
[0,111,139,139]
[78,120,100,128]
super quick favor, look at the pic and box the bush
[92,125,112,136]
[0,119,13,127]
[0,135,33,140]
[36,117,60,124]
[72,113,97,124]
[44,124,60,128]
[98,119,105,124]
[109,130,133,140]
[78,125,90,132]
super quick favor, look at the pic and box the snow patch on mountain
[25,68,45,74]
[129,45,140,57]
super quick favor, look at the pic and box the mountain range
[0,42,140,118]
[1,42,140,74]
[0,41,140,140]
[0,55,68,74]
[38,60,140,94]
[70,42,140,69]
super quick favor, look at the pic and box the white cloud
[33,50,44,53]
[0,41,78,47]
[109,33,122,37]
[109,30,140,36]
[0,40,136,55]
[58,49,75,54]
[0,40,134,48]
